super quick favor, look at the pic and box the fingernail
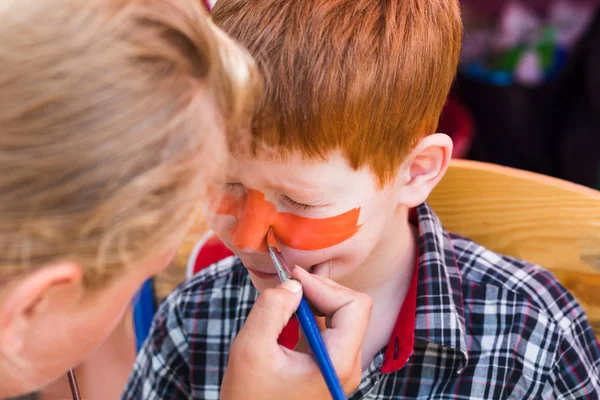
[279,279,302,294]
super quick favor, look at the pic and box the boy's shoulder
[168,255,251,303]
[180,255,247,292]
[449,232,585,334]
[156,255,255,334]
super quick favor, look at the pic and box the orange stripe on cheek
[275,208,361,251]
[210,189,361,251]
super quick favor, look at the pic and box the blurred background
[427,0,600,342]
[445,0,600,190]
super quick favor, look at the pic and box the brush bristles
[266,228,281,251]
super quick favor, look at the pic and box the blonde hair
[0,0,259,286]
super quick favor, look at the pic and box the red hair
[213,0,462,186]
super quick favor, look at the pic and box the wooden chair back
[429,159,600,336]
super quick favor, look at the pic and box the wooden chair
[429,159,600,337]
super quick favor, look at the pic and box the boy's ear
[396,133,453,208]
[0,262,83,355]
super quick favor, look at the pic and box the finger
[302,274,350,318]
[299,265,333,317]
[292,267,371,318]
[292,268,369,393]
[291,267,373,358]
[237,280,303,347]
[293,265,351,290]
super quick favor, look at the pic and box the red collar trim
[277,208,420,374]
[380,242,419,373]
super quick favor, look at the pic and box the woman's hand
[220,267,372,400]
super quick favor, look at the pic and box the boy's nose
[230,189,275,253]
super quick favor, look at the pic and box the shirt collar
[277,203,469,373]
[412,203,469,368]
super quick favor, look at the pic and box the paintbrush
[266,228,347,400]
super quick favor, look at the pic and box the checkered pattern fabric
[122,203,600,399]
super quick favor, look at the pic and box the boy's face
[206,151,402,292]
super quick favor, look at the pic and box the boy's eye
[281,195,314,211]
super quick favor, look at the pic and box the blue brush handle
[296,296,347,400]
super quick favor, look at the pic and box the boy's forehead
[231,149,341,176]
[228,149,381,194]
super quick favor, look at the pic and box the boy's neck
[339,207,418,370]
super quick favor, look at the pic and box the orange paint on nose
[266,229,281,252]
[213,189,361,252]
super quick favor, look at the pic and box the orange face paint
[212,189,361,252]
[266,229,281,252]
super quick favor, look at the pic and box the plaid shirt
[122,203,600,399]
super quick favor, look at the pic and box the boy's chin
[246,271,281,292]
[249,277,279,292]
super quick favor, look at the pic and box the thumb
[238,280,303,347]
[291,267,372,364]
